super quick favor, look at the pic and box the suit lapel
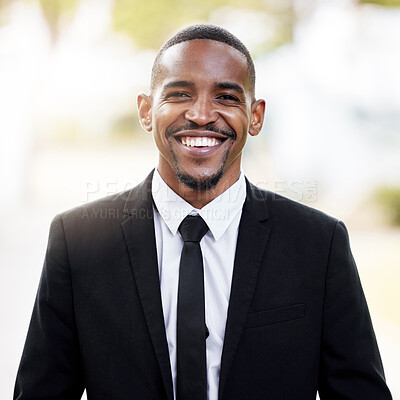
[219,180,271,399]
[121,171,174,400]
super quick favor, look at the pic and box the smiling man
[15,25,391,400]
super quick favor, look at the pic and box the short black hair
[150,24,255,96]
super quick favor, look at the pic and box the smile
[181,136,222,147]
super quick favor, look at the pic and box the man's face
[138,39,264,194]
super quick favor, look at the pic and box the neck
[157,167,240,209]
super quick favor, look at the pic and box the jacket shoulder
[56,172,152,225]
[248,181,339,229]
[57,190,132,223]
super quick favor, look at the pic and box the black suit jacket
[15,172,391,399]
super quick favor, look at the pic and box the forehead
[155,39,250,91]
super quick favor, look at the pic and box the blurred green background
[0,0,399,398]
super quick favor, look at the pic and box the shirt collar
[151,169,246,241]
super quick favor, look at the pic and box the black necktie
[177,215,209,400]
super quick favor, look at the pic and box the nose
[184,95,218,126]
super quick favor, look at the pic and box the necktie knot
[178,215,209,243]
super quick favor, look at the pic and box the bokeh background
[1,0,399,398]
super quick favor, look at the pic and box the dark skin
[138,39,265,209]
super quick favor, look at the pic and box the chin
[175,167,224,191]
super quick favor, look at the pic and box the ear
[249,99,266,137]
[137,93,153,132]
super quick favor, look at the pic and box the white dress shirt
[151,169,246,400]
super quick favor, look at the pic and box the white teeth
[181,136,222,147]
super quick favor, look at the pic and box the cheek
[156,104,185,120]
[153,107,184,137]
[222,109,250,132]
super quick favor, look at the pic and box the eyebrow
[216,82,244,94]
[163,80,193,91]
[161,80,245,94]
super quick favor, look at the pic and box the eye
[216,94,240,102]
[165,92,191,101]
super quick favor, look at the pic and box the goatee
[175,167,224,191]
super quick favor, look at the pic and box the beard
[171,143,230,191]
[174,160,226,191]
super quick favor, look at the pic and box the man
[15,25,391,399]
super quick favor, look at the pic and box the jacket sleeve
[318,221,392,399]
[14,215,85,399]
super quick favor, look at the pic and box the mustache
[165,122,236,140]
